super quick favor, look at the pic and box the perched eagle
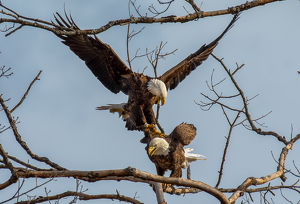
[146,123,205,178]
[54,13,240,132]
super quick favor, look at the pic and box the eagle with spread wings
[54,13,240,135]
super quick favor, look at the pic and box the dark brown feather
[146,123,197,178]
[54,14,160,131]
[169,123,196,145]
[159,13,240,90]
[55,14,133,94]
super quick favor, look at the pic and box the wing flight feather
[169,123,197,146]
[54,13,133,94]
[159,13,240,90]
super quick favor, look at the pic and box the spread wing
[159,13,240,90]
[54,13,133,94]
[169,123,197,146]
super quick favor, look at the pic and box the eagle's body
[121,75,164,130]
[54,13,240,132]
[147,123,205,178]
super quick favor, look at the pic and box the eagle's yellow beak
[157,97,165,106]
[148,146,157,156]
[161,98,165,106]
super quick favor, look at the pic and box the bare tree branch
[0,94,67,170]
[0,174,18,191]
[215,110,241,188]
[0,65,13,78]
[7,155,50,171]
[228,140,298,203]
[1,178,54,204]
[16,190,143,204]
[211,53,289,145]
[14,166,230,204]
[148,0,175,17]
[1,0,282,36]
[10,70,42,113]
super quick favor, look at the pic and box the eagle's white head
[148,137,170,156]
[147,79,167,106]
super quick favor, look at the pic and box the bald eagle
[54,13,240,132]
[146,123,205,178]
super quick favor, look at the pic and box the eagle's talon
[144,123,156,132]
[151,129,165,137]
[162,183,171,188]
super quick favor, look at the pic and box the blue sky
[1,0,300,203]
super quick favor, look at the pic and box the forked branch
[211,54,288,145]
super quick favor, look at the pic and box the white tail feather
[182,148,205,168]
[96,103,129,120]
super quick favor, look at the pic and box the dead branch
[229,184,300,194]
[155,104,165,134]
[0,142,15,174]
[1,0,282,36]
[0,65,13,78]
[228,138,299,203]
[16,190,143,204]
[152,182,166,204]
[211,54,289,145]
[0,94,67,170]
[148,0,175,17]
[7,155,50,171]
[0,174,18,191]
[167,183,300,196]
[10,70,42,113]
[196,69,242,112]
[126,24,145,70]
[13,166,230,204]
[185,0,201,15]
[2,178,54,204]
[215,110,241,188]
[146,41,177,78]
[164,186,201,195]
[196,54,300,202]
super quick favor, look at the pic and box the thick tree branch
[1,0,281,36]
[0,174,18,190]
[152,182,166,204]
[14,166,230,204]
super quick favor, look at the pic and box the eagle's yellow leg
[151,129,165,138]
[144,124,165,137]
[162,183,171,188]
[144,124,156,132]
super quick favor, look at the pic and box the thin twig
[211,53,288,145]
[16,190,143,204]
[215,110,241,188]
[10,70,42,113]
